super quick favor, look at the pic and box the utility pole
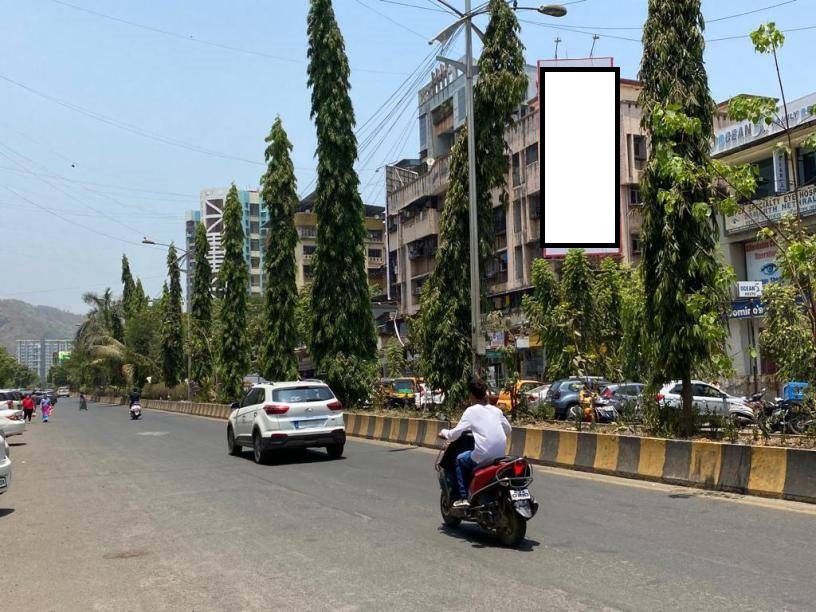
[464,0,480,374]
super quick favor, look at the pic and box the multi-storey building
[386,61,648,379]
[16,338,73,383]
[184,209,201,311]
[187,191,387,303]
[713,90,816,393]
[294,194,387,294]
[197,187,269,297]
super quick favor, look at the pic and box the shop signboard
[725,185,816,234]
[737,281,763,298]
[745,239,781,284]
[730,299,765,319]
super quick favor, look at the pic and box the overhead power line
[47,0,406,76]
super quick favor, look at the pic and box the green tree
[383,339,407,378]
[121,254,136,318]
[619,269,650,382]
[416,1,528,411]
[638,0,734,434]
[595,257,623,376]
[160,244,185,387]
[217,184,249,401]
[307,0,376,405]
[132,279,148,313]
[189,222,213,387]
[0,345,37,388]
[759,283,816,382]
[523,259,566,379]
[259,117,299,381]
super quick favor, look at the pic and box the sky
[1,0,814,314]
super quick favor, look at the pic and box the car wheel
[566,404,581,420]
[252,430,269,464]
[326,444,344,459]
[227,426,241,456]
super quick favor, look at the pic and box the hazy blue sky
[1,0,814,314]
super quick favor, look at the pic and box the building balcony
[724,184,816,235]
[399,207,441,245]
[524,160,540,194]
[388,156,450,213]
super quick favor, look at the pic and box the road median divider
[93,397,816,503]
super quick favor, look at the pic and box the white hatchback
[227,381,346,463]
[0,433,11,494]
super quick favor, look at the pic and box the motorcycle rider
[129,388,141,408]
[439,378,512,509]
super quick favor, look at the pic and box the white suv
[227,381,346,463]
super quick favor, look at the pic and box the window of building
[368,229,383,242]
[514,246,523,280]
[493,207,507,234]
[250,257,260,269]
[368,248,382,258]
[629,186,642,205]
[754,156,775,198]
[298,226,317,238]
[633,135,647,162]
[513,199,522,233]
[528,194,540,219]
[250,239,260,252]
[419,114,427,151]
[251,274,261,287]
[302,245,317,255]
[525,143,538,166]
[631,233,642,255]
[249,203,260,217]
[250,221,260,234]
[799,148,816,187]
[303,265,313,279]
[512,152,522,187]
[457,88,466,122]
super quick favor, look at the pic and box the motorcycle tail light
[513,461,526,477]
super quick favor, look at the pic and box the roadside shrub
[141,383,187,401]
[641,397,694,438]
[322,353,378,410]
[617,398,641,432]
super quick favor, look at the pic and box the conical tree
[132,279,148,313]
[121,254,136,318]
[217,184,249,401]
[190,222,213,386]
[259,117,299,381]
[639,0,730,433]
[307,0,376,403]
[416,2,527,410]
[160,244,184,387]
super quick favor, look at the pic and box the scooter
[129,403,142,420]
[436,432,538,547]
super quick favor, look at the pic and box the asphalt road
[3,398,816,611]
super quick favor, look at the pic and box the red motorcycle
[436,432,538,547]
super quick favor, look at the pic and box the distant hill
[0,299,84,355]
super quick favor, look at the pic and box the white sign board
[738,281,764,298]
[725,184,816,234]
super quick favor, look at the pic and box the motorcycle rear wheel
[439,491,461,528]
[497,503,527,547]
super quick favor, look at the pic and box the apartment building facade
[16,338,73,383]
[386,64,647,379]
[713,90,816,392]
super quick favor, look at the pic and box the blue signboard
[730,299,765,319]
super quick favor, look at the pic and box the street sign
[737,281,764,298]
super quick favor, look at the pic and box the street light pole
[464,0,480,374]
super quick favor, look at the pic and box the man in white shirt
[440,379,512,509]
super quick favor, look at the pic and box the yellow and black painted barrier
[94,398,815,503]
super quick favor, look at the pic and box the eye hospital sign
[711,91,816,155]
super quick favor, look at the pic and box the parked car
[57,386,70,398]
[596,383,645,418]
[226,381,346,463]
[0,402,25,438]
[415,382,444,409]
[496,380,543,413]
[525,384,551,409]
[0,433,10,495]
[657,381,755,423]
[546,377,611,420]
[0,390,22,411]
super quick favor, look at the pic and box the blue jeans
[455,450,478,500]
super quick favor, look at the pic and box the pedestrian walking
[41,396,53,423]
[79,392,88,411]
[22,394,35,423]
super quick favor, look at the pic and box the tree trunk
[681,372,694,437]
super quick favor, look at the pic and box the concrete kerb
[92,398,814,503]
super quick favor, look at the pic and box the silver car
[658,381,754,423]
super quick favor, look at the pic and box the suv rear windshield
[273,386,334,403]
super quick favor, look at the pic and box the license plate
[510,489,530,501]
[293,419,323,430]
[0,477,6,488]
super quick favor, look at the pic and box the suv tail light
[327,400,342,411]
[6,413,21,421]
[264,403,289,415]
[602,388,613,399]
[656,393,665,402]
[528,394,537,402]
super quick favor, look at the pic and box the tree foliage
[190,222,213,387]
[217,184,250,401]
[121,254,136,318]
[160,244,185,388]
[383,339,407,378]
[259,117,299,381]
[307,0,377,404]
[0,345,37,387]
[638,0,734,433]
[416,1,527,411]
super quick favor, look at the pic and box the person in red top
[22,394,35,423]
